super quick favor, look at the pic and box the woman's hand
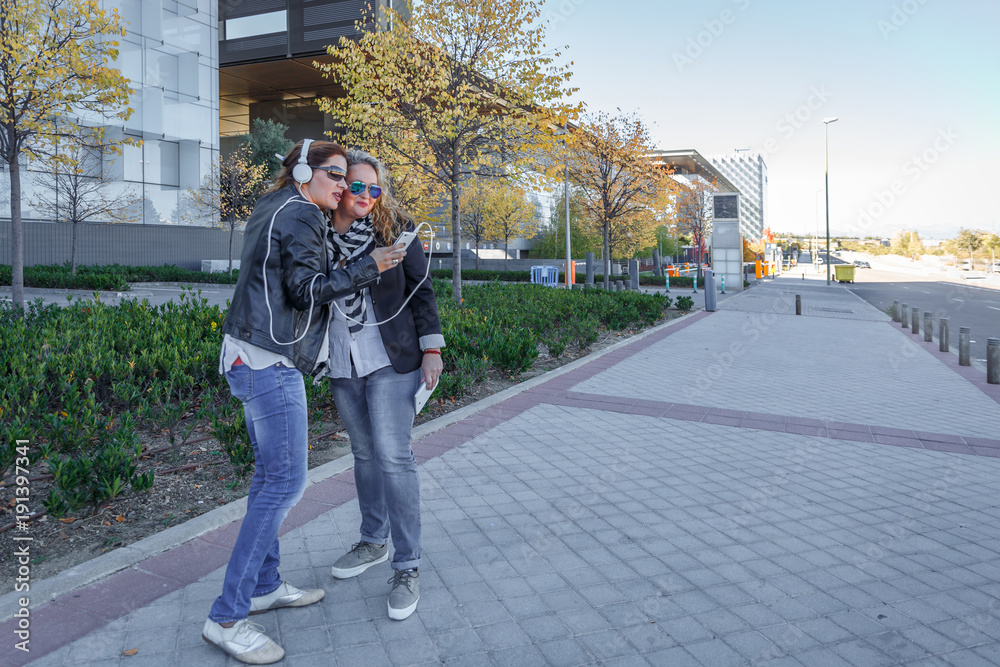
[370,242,407,273]
[421,350,443,390]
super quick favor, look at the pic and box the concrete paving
[5,274,1000,666]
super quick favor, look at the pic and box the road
[844,268,1000,363]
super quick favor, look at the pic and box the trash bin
[704,270,717,311]
[834,264,855,283]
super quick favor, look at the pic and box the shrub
[431,268,532,282]
[0,263,240,291]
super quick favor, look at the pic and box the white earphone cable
[263,194,324,346]
[331,221,435,329]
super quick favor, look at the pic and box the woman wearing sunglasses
[323,150,444,621]
[204,140,407,664]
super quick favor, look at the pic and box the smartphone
[395,231,418,249]
[414,380,436,413]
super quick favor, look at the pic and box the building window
[224,11,287,40]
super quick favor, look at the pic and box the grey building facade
[708,151,768,241]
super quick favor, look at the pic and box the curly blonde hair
[346,150,413,245]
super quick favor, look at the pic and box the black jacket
[369,223,443,374]
[222,185,380,373]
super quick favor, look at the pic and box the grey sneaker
[387,568,419,620]
[330,541,388,579]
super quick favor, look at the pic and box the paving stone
[490,644,548,667]
[683,638,747,667]
[558,606,613,635]
[829,638,896,667]
[458,600,510,628]
[535,638,594,667]
[430,627,486,661]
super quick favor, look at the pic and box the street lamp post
[562,124,572,288]
[564,160,571,287]
[823,117,838,285]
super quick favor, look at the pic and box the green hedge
[0,264,240,291]
[431,268,532,282]
[4,264,704,291]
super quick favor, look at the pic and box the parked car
[990,262,1000,273]
[853,260,871,269]
[960,260,972,271]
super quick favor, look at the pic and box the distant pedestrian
[203,139,406,664]
[323,150,444,621]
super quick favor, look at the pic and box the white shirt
[323,289,392,378]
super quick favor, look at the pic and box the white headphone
[292,138,314,184]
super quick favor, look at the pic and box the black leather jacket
[369,221,444,373]
[222,185,380,373]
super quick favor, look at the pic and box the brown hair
[346,149,412,244]
[267,140,348,193]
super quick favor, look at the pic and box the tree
[249,118,293,178]
[0,0,134,311]
[675,176,718,280]
[382,154,446,227]
[743,237,762,262]
[184,143,268,275]
[459,179,491,270]
[317,0,578,302]
[29,130,139,274]
[566,111,661,289]
[532,189,601,259]
[644,175,682,264]
[983,233,1000,268]
[605,209,658,262]
[953,228,982,266]
[651,225,681,261]
[483,184,536,271]
[890,229,924,259]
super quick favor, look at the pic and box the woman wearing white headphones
[203,140,407,664]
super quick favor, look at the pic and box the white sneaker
[202,619,284,664]
[249,581,325,615]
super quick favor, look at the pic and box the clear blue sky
[541,0,999,240]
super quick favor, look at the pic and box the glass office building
[4,0,219,226]
[708,151,768,241]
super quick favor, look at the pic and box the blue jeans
[329,365,422,570]
[209,362,308,622]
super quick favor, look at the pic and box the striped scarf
[328,215,375,334]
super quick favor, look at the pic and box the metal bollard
[911,308,919,335]
[959,327,971,366]
[795,294,801,315]
[988,338,1000,385]
[940,318,949,352]
[923,312,933,343]
[892,300,900,323]
[901,303,910,329]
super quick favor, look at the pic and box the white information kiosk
[710,193,743,292]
